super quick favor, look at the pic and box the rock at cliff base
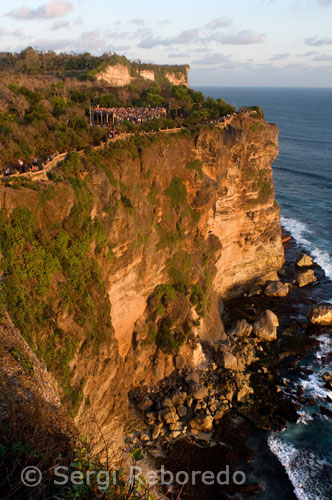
[320,406,332,418]
[322,372,332,383]
[174,354,185,370]
[296,269,316,287]
[222,351,238,370]
[190,384,209,400]
[296,252,313,268]
[264,281,290,297]
[172,392,187,407]
[308,304,332,325]
[189,415,214,432]
[137,396,153,412]
[228,319,253,338]
[158,408,178,425]
[253,310,279,342]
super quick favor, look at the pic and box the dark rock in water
[277,398,300,423]
[322,371,332,383]
[324,381,332,391]
[320,405,332,418]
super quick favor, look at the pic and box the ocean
[197,87,332,500]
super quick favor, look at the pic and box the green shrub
[165,177,187,208]
[186,159,203,178]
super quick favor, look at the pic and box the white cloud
[205,17,232,30]
[316,0,332,6]
[131,19,145,25]
[192,53,231,65]
[52,20,70,30]
[305,36,332,46]
[312,53,332,60]
[214,29,265,45]
[7,0,73,21]
[138,29,199,49]
[270,52,290,61]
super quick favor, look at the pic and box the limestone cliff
[96,63,190,87]
[0,113,283,451]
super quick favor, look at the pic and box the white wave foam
[268,435,332,500]
[300,335,332,400]
[281,217,332,280]
[296,410,313,425]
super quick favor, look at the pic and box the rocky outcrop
[296,252,313,267]
[96,63,190,87]
[296,269,316,287]
[308,303,332,325]
[264,280,290,297]
[253,310,279,342]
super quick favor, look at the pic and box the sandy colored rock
[191,385,209,400]
[228,319,253,338]
[222,351,238,370]
[296,252,313,268]
[189,415,214,432]
[264,280,290,297]
[308,303,332,325]
[296,269,316,287]
[253,310,279,342]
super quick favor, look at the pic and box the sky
[0,0,332,87]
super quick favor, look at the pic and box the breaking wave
[281,217,332,280]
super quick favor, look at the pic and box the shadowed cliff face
[0,114,283,450]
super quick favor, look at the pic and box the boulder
[161,397,173,408]
[140,431,150,442]
[296,269,316,287]
[222,351,238,370]
[308,304,332,325]
[320,406,332,418]
[190,385,209,400]
[264,281,290,297]
[137,396,153,412]
[253,310,279,342]
[214,407,227,421]
[189,415,214,432]
[296,252,313,268]
[171,392,187,407]
[174,354,185,370]
[152,426,161,440]
[322,372,332,383]
[228,319,253,338]
[158,409,179,425]
[177,405,187,417]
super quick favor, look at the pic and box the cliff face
[96,63,190,87]
[0,114,283,450]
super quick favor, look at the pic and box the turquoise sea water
[196,87,332,500]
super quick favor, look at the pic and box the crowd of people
[94,106,167,125]
[3,157,43,177]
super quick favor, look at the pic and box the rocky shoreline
[125,232,332,499]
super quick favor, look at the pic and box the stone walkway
[1,116,236,183]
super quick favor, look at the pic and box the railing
[0,117,237,183]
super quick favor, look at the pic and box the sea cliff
[0,113,283,453]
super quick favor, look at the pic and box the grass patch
[186,159,203,178]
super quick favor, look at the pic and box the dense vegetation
[0,154,114,416]
[0,49,237,170]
